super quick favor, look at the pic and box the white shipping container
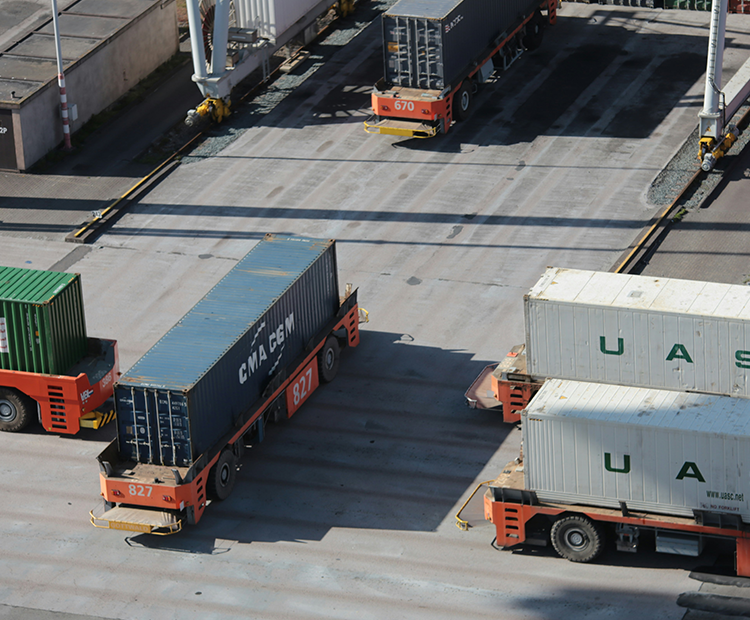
[234,0,327,42]
[525,267,750,397]
[523,378,750,522]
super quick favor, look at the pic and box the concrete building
[0,0,178,171]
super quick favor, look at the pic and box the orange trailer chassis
[485,464,750,577]
[92,298,361,533]
[0,337,119,434]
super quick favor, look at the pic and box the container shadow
[144,330,512,548]
[506,532,734,576]
[231,9,710,149]
[507,546,746,618]
[510,585,684,620]
[123,533,233,555]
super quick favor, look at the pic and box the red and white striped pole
[51,0,72,150]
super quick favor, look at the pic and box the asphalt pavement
[0,51,202,241]
[2,4,750,620]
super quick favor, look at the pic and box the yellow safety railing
[455,480,494,531]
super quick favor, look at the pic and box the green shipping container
[0,266,88,375]
[663,0,711,9]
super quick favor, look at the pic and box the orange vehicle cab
[464,344,541,423]
[0,337,119,434]
[484,460,750,577]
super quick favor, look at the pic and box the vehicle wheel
[523,12,545,51]
[318,336,340,384]
[207,449,237,501]
[454,81,473,122]
[0,388,33,433]
[551,515,603,563]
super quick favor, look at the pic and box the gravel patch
[648,104,750,211]
[181,0,397,162]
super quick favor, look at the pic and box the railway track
[613,105,750,276]
[610,105,750,620]
[66,3,382,244]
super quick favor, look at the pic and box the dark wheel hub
[0,399,16,422]
[0,389,33,432]
[219,463,231,487]
[318,336,340,383]
[550,515,604,563]
[565,530,586,549]
[459,90,470,112]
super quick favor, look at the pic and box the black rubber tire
[551,515,604,563]
[454,81,473,122]
[206,449,237,501]
[0,388,34,433]
[522,12,545,51]
[273,399,288,423]
[318,336,340,384]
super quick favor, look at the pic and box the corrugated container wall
[0,266,87,374]
[523,378,750,522]
[525,267,750,397]
[233,0,325,42]
[382,0,541,90]
[115,235,340,467]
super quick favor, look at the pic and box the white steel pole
[185,0,208,81]
[50,0,72,151]
[210,0,231,76]
[699,0,729,139]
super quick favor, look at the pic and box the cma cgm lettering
[239,313,295,384]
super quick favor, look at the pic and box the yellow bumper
[363,116,437,138]
[90,506,182,535]
[79,409,116,430]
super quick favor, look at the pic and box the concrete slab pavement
[1,4,750,620]
[0,52,202,241]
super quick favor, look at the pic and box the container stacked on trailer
[364,0,557,137]
[477,268,750,574]
[92,234,362,534]
[0,266,119,433]
[0,267,88,375]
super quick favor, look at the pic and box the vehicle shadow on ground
[243,10,707,152]
[505,543,736,618]
[507,533,733,575]
[135,330,512,551]
[511,585,685,620]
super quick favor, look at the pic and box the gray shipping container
[115,235,341,467]
[525,267,750,397]
[523,378,750,523]
[383,0,542,90]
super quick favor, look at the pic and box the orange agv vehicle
[365,0,557,138]
[0,338,118,433]
[0,266,118,434]
[91,235,365,534]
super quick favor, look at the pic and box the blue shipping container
[115,235,340,467]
